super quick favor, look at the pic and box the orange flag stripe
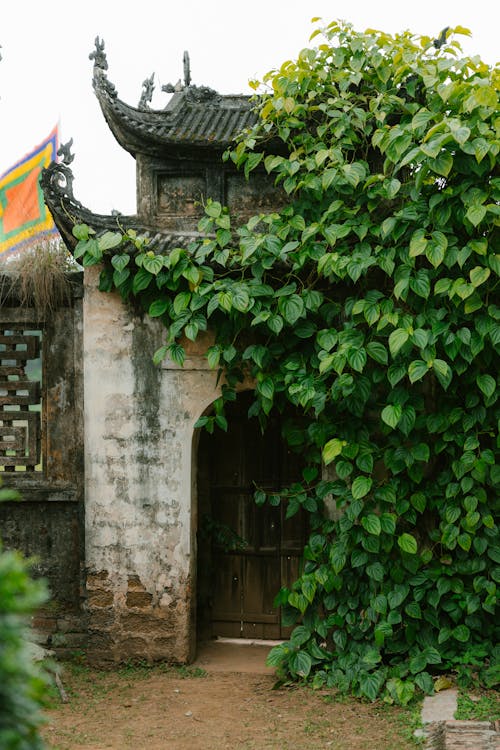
[0,126,59,254]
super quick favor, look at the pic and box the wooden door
[197,393,306,640]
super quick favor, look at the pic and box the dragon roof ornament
[90,37,117,99]
[138,73,155,109]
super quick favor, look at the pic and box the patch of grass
[45,725,101,747]
[44,661,121,710]
[115,659,153,679]
[456,690,500,721]
[320,690,350,705]
[57,657,208,686]
[115,659,207,679]
[170,664,207,678]
[374,698,425,746]
[303,717,330,734]
[1,240,76,318]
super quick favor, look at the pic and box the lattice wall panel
[0,328,42,471]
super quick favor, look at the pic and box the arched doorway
[196,392,307,641]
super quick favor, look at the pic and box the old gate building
[1,41,308,664]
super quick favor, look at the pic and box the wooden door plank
[211,553,242,623]
[242,555,280,626]
[201,392,308,641]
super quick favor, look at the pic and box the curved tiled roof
[41,160,204,254]
[91,39,259,159]
[41,41,264,252]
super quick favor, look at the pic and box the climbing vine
[73,20,499,703]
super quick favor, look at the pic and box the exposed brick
[127,575,146,591]
[90,570,109,581]
[88,609,115,631]
[85,633,114,652]
[31,616,57,631]
[116,637,149,660]
[53,645,88,661]
[86,571,110,589]
[86,649,117,668]
[126,591,153,608]
[56,615,86,633]
[119,612,169,633]
[52,632,89,649]
[88,590,114,608]
[148,636,179,661]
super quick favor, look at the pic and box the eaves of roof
[41,161,201,254]
[92,55,259,159]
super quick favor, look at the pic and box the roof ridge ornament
[183,51,191,88]
[41,155,79,208]
[162,50,192,94]
[89,36,107,71]
[161,51,219,104]
[90,37,117,99]
[57,138,74,166]
[184,86,219,103]
[138,73,155,109]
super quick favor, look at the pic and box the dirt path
[42,643,420,750]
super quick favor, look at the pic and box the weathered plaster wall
[83,267,220,664]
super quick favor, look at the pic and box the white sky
[1,0,498,216]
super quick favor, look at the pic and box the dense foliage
[73,21,499,703]
[0,485,48,749]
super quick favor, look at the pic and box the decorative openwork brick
[0,328,42,471]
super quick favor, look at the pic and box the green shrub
[0,486,49,749]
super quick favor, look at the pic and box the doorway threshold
[215,637,284,647]
[195,638,281,674]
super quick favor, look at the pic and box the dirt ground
[42,642,421,750]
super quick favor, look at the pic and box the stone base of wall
[84,570,191,667]
[31,607,88,660]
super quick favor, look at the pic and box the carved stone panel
[225,172,284,222]
[156,173,206,230]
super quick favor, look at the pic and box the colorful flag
[0,126,59,255]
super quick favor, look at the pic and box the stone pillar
[83,267,219,664]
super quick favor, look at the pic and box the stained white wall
[83,267,220,663]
